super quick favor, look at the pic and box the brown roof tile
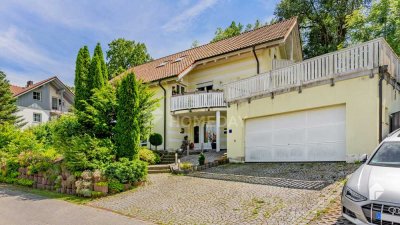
[10,85,25,96]
[114,17,297,83]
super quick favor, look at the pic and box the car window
[369,142,400,167]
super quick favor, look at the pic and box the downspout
[252,46,260,74]
[158,80,167,150]
[378,65,388,143]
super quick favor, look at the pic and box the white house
[10,76,74,128]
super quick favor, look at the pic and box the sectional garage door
[245,105,346,162]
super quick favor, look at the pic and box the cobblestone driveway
[90,173,348,225]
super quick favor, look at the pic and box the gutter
[158,79,167,150]
[252,46,260,74]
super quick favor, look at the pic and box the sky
[0,0,279,86]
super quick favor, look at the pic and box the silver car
[342,130,400,224]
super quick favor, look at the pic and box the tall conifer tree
[93,43,108,83]
[0,71,19,125]
[89,55,104,91]
[115,72,140,160]
[74,46,90,111]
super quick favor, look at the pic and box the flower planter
[123,183,131,191]
[94,183,108,194]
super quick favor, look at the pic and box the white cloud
[0,26,73,86]
[162,0,218,32]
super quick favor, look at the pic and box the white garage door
[245,105,346,162]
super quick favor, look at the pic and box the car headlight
[344,186,368,202]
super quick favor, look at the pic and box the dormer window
[173,55,186,63]
[157,61,169,68]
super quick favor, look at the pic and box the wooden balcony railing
[170,91,226,112]
[224,38,400,102]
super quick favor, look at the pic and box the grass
[6,185,91,204]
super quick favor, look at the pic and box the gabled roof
[10,76,74,103]
[114,17,298,83]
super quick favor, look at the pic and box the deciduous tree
[346,0,400,55]
[274,0,370,58]
[106,39,151,79]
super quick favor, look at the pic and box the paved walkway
[180,150,226,165]
[90,174,342,225]
[0,184,150,225]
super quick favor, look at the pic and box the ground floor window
[33,113,42,123]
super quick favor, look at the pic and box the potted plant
[94,181,108,194]
[198,153,205,166]
[189,142,195,150]
[180,162,193,174]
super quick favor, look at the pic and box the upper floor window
[52,97,58,110]
[172,84,185,95]
[33,91,41,101]
[33,113,42,123]
[196,81,213,92]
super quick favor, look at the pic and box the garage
[245,105,346,162]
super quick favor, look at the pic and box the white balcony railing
[170,91,226,112]
[272,59,295,70]
[224,38,400,102]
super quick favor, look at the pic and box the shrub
[0,176,17,184]
[62,135,114,172]
[198,153,205,166]
[0,154,19,178]
[149,133,162,150]
[91,191,104,198]
[15,178,34,187]
[18,149,59,175]
[139,148,160,165]
[78,188,92,197]
[95,181,108,187]
[180,162,192,170]
[108,179,124,193]
[0,123,19,151]
[105,158,147,184]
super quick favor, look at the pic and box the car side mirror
[360,154,368,163]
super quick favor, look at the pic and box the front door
[193,122,216,150]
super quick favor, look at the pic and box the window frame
[33,113,42,123]
[33,91,42,101]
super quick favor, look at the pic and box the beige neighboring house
[114,17,400,163]
[10,76,74,129]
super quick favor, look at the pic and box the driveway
[0,184,150,225]
[90,162,359,225]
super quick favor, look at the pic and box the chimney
[26,81,34,87]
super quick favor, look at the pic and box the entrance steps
[148,164,171,174]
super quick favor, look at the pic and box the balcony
[170,91,226,112]
[224,38,400,102]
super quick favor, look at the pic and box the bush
[105,158,147,184]
[139,148,160,165]
[91,191,104,198]
[198,153,205,166]
[62,135,114,172]
[15,178,35,187]
[180,162,192,170]
[149,133,162,150]
[108,179,124,193]
[0,176,17,184]
[95,181,108,186]
[17,149,59,175]
[0,154,19,178]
